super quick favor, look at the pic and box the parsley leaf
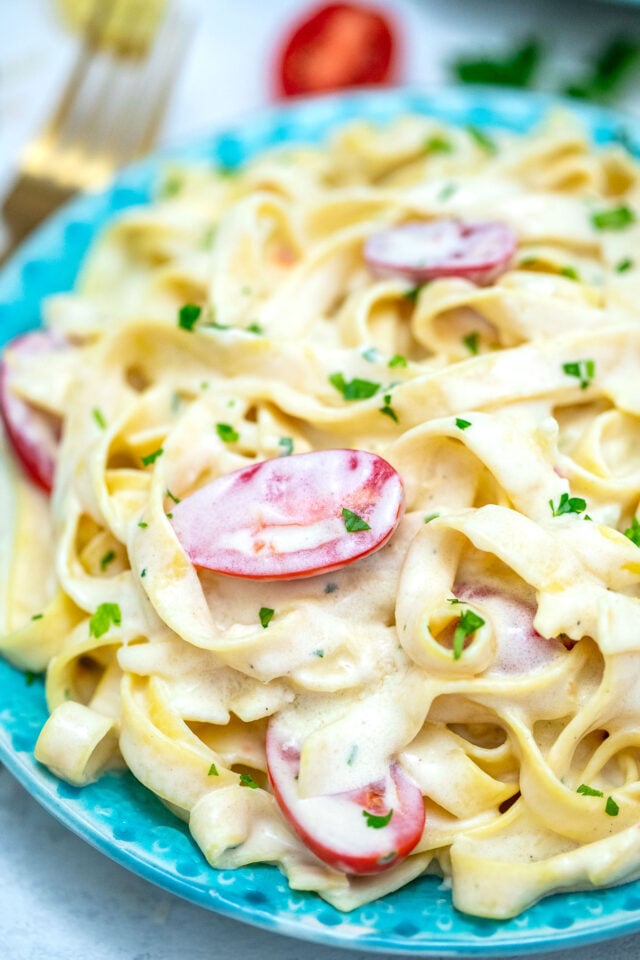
[239,772,259,789]
[404,283,427,304]
[166,488,181,504]
[216,423,239,443]
[438,182,458,202]
[549,492,587,517]
[591,205,636,230]
[89,603,121,639]
[278,436,294,456]
[624,516,640,547]
[606,796,620,816]
[24,670,36,686]
[616,258,634,273]
[467,125,497,155]
[424,513,440,524]
[178,303,202,331]
[452,39,542,88]
[577,783,604,797]
[424,135,453,154]
[559,265,580,281]
[455,417,472,430]
[342,508,371,532]
[462,332,480,355]
[388,354,407,368]
[452,609,485,660]
[565,37,640,101]
[142,448,163,466]
[259,607,275,629]
[379,394,399,423]
[31,613,44,621]
[92,407,107,429]
[362,808,393,829]
[562,359,595,390]
[329,372,381,400]
[100,550,116,572]
[208,763,219,776]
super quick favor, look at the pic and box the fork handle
[2,174,76,261]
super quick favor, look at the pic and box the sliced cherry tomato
[275,2,398,98]
[266,726,425,874]
[0,332,64,493]
[170,448,404,580]
[455,584,566,674]
[364,219,518,287]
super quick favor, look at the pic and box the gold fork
[2,0,192,257]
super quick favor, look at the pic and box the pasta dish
[2,109,640,919]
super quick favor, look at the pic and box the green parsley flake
[278,437,294,457]
[438,183,458,202]
[467,125,497,155]
[591,205,636,231]
[362,808,393,829]
[606,796,620,816]
[423,513,440,524]
[424,135,453,154]
[404,283,426,304]
[100,550,116,572]
[166,488,181,504]
[616,258,634,273]
[329,372,381,400]
[24,670,36,686]
[216,423,239,443]
[138,521,148,529]
[388,354,407,368]
[208,763,219,777]
[562,358,595,389]
[624,516,640,547]
[462,332,480,355]
[324,582,338,594]
[89,602,121,639]
[577,783,604,797]
[178,303,202,331]
[455,417,472,430]
[239,772,259,789]
[31,613,44,621]
[379,394,399,423]
[342,508,371,532]
[259,607,275,629]
[246,322,263,335]
[140,568,147,578]
[559,265,580,281]
[549,492,587,517]
[452,39,541,88]
[347,745,358,766]
[142,448,163,466]
[92,407,107,429]
[453,609,485,660]
[313,649,324,658]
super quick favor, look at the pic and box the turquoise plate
[1,86,640,956]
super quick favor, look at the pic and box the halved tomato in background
[275,2,399,98]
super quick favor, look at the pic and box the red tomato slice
[275,2,398,98]
[266,726,425,874]
[170,448,404,580]
[0,332,64,493]
[364,219,518,287]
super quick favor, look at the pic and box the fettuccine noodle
[3,110,640,918]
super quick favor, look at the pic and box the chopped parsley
[549,492,587,517]
[208,763,219,777]
[388,353,407,368]
[577,783,603,797]
[347,745,358,766]
[246,322,263,335]
[140,568,147,578]
[624,516,640,547]
[99,550,116,572]
[216,423,239,443]
[362,808,393,829]
[278,436,294,457]
[239,772,259,789]
[259,607,275,629]
[324,582,338,594]
[467,125,497,155]
[562,359,595,390]
[564,37,640,101]
[31,613,44,621]
[89,602,121,639]
[438,182,458,202]
[591,205,636,231]
[166,488,181,504]
[605,796,620,817]
[342,508,371,532]
[423,513,440,524]
[141,448,163,466]
[616,258,634,273]
[312,649,324,658]
[138,521,148,529]
[452,609,485,660]
[462,331,480,355]
[329,372,380,400]
[379,394,399,423]
[424,135,453,154]
[178,303,202,331]
[24,670,36,686]
[559,265,580,281]
[92,407,107,429]
[452,39,541,88]
[455,417,472,430]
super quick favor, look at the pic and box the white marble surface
[3,0,640,956]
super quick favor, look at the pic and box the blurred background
[2,0,640,243]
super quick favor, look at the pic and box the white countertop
[2,0,640,957]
